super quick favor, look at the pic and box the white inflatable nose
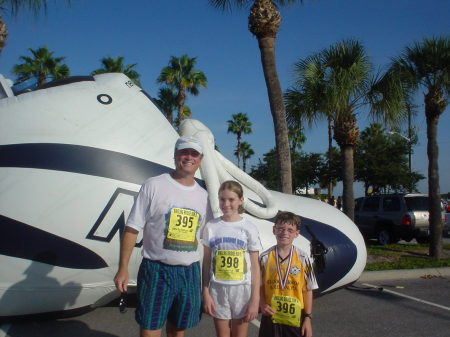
[179,119,279,219]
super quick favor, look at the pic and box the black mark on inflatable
[97,94,112,105]
[0,143,171,185]
[87,188,142,247]
[300,217,357,293]
[243,198,357,293]
[0,215,107,269]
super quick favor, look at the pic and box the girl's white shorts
[209,282,251,319]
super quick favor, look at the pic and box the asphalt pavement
[1,267,449,337]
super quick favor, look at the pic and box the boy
[259,212,318,337]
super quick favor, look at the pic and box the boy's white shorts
[209,282,251,319]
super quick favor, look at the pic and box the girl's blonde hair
[219,180,245,214]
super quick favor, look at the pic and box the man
[114,135,211,337]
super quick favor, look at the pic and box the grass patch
[365,243,450,271]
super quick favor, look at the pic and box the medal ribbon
[275,246,293,290]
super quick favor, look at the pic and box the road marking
[362,283,450,311]
[0,324,11,337]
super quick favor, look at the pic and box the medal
[275,246,293,289]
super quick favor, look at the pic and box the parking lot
[1,268,449,337]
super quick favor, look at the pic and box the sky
[0,0,449,197]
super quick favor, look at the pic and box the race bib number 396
[167,208,199,242]
[271,295,301,327]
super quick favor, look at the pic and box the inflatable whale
[0,73,366,318]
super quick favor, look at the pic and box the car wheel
[377,229,391,245]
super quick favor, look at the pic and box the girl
[202,180,262,337]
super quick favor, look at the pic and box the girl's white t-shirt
[202,217,262,285]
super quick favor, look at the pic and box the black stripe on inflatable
[300,216,357,293]
[0,143,171,185]
[0,215,107,269]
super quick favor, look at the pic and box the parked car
[354,193,447,245]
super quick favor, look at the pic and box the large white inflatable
[0,73,366,318]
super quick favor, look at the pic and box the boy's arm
[202,245,216,316]
[244,251,260,322]
[301,289,313,337]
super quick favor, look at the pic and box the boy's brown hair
[274,211,301,230]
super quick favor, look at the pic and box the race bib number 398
[215,250,244,281]
[167,208,199,242]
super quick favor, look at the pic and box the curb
[358,267,450,282]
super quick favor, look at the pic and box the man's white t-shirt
[126,173,211,266]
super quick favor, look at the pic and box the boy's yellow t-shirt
[260,246,317,327]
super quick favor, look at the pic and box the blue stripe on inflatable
[0,143,171,185]
[0,215,107,269]
[0,143,357,289]
[300,216,357,292]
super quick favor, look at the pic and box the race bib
[166,208,199,242]
[214,250,244,281]
[271,295,301,327]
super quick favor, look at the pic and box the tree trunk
[257,36,292,193]
[327,116,333,199]
[38,74,46,86]
[342,144,355,221]
[426,96,442,259]
[0,15,7,53]
[166,110,173,126]
[237,134,241,168]
[177,87,186,123]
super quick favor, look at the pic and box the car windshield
[405,197,429,211]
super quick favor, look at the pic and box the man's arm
[114,226,139,293]
[202,245,216,316]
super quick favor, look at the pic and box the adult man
[114,136,211,337]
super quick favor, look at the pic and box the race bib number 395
[167,208,199,242]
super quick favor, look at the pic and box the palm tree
[154,87,178,126]
[0,0,70,53]
[12,46,69,85]
[227,112,253,168]
[176,106,192,127]
[288,40,406,221]
[157,54,207,123]
[287,123,306,154]
[238,141,255,172]
[388,37,449,259]
[285,81,333,197]
[209,0,304,194]
[91,56,141,87]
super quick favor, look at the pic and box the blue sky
[0,0,449,197]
